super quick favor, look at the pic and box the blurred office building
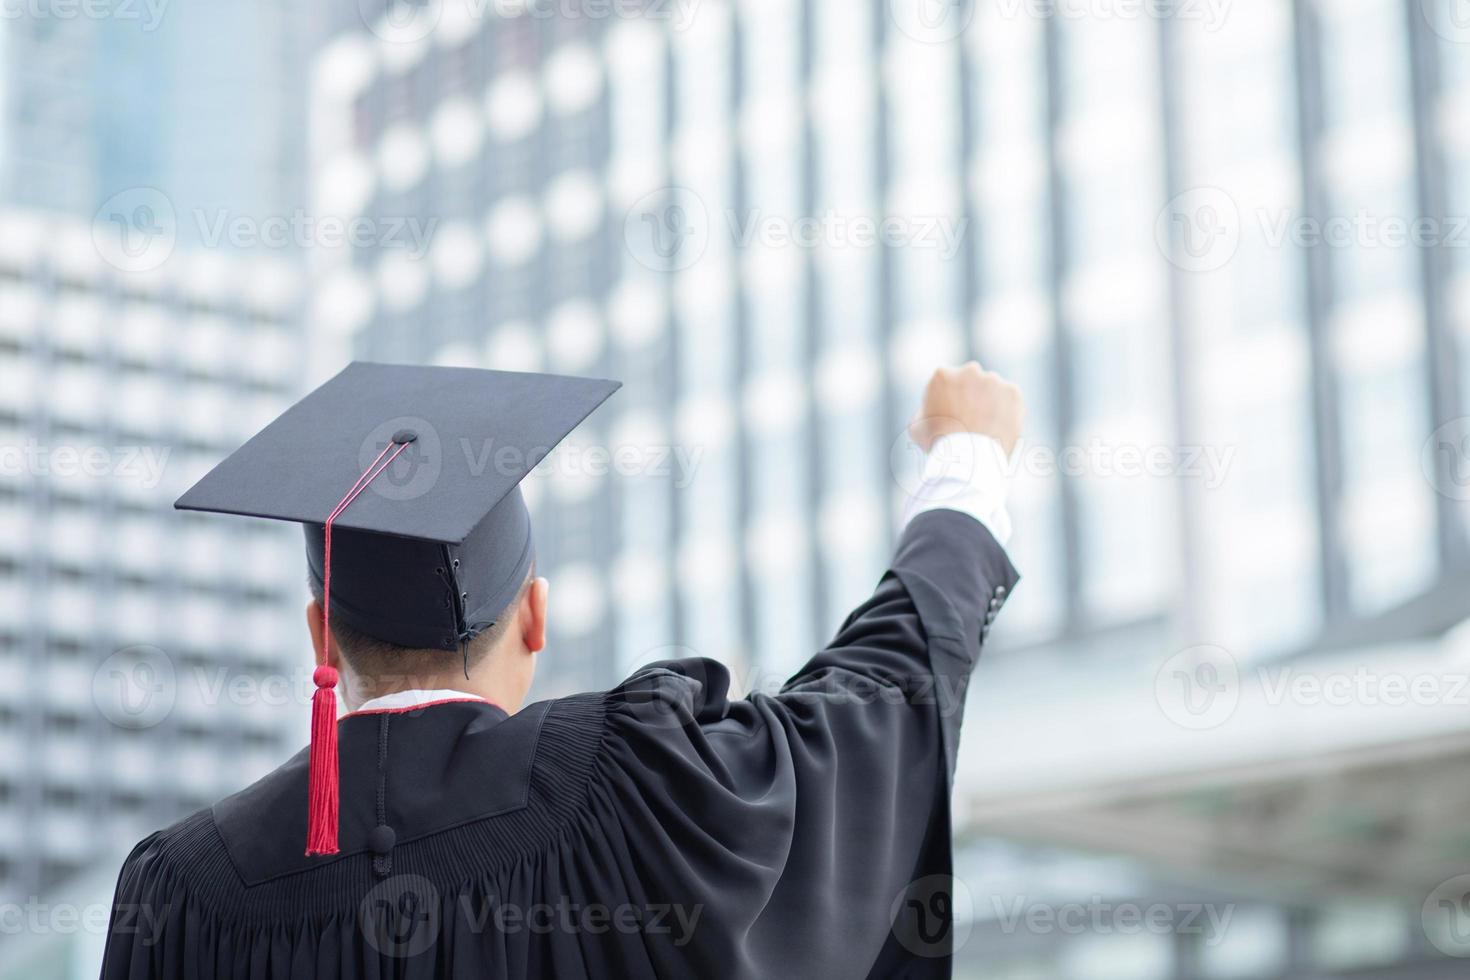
[308,0,1470,976]
[0,211,305,970]
[0,4,312,243]
[0,6,319,977]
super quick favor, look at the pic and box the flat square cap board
[176,361,621,544]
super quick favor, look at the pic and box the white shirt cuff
[899,432,1014,546]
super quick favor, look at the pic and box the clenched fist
[909,362,1024,455]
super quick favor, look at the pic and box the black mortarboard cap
[176,361,621,650]
[176,361,619,857]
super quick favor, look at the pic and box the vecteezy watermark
[1158,187,1470,272]
[623,187,968,273]
[1155,645,1470,730]
[355,419,705,503]
[92,188,437,272]
[1423,417,1470,501]
[488,0,701,27]
[2,898,164,941]
[620,648,976,729]
[361,875,442,959]
[1155,187,1241,273]
[1256,210,1470,250]
[193,208,438,258]
[618,646,710,730]
[1155,644,1240,731]
[456,896,702,946]
[473,439,703,489]
[1255,666,1470,709]
[892,430,1237,504]
[889,0,1231,44]
[360,874,703,958]
[93,645,177,730]
[1424,875,1470,958]
[360,0,442,44]
[890,875,974,957]
[728,211,966,258]
[93,188,177,273]
[1006,439,1235,489]
[989,896,1236,944]
[0,440,171,489]
[1420,0,1470,45]
[995,0,1231,29]
[0,0,169,30]
[360,0,702,44]
[886,0,976,44]
[623,187,710,273]
[358,417,445,503]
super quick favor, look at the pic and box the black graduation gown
[101,509,1019,979]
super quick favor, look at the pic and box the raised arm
[603,364,1025,976]
[781,362,1023,776]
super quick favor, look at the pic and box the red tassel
[306,438,408,858]
[306,664,340,855]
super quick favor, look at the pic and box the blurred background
[0,0,1468,976]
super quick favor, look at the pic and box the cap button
[367,823,396,855]
[391,429,418,444]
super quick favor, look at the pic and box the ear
[305,599,341,670]
[522,577,548,654]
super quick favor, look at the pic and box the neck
[339,651,527,713]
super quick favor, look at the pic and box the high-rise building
[308,1,1470,976]
[0,211,305,909]
[0,5,313,244]
[0,5,315,975]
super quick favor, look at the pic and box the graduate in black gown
[101,361,1023,979]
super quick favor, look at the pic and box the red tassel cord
[306,663,340,855]
[306,439,410,857]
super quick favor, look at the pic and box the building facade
[0,210,305,906]
[308,1,1470,976]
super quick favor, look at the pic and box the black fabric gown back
[101,510,1019,979]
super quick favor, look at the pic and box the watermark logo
[360,417,443,502]
[93,187,177,273]
[1155,644,1239,730]
[894,430,1238,502]
[1160,188,1470,271]
[0,440,171,489]
[1156,187,1241,273]
[619,645,709,730]
[361,874,441,958]
[2,898,156,940]
[624,186,709,273]
[361,0,442,43]
[994,0,1232,30]
[1424,875,1470,957]
[93,645,176,730]
[890,874,974,957]
[0,0,170,30]
[457,895,703,942]
[1421,0,1470,44]
[1423,417,1470,501]
[990,896,1235,943]
[624,188,966,271]
[890,419,982,505]
[728,210,966,257]
[193,208,438,257]
[888,0,975,43]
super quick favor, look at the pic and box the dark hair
[307,572,531,681]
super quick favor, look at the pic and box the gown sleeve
[598,508,1020,978]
